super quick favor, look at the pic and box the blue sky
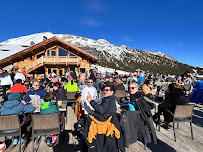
[0,0,203,66]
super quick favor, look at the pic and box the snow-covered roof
[0,44,29,60]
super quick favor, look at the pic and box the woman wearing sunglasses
[87,85,117,114]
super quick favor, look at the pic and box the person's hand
[21,100,26,105]
[87,92,92,102]
[29,99,35,104]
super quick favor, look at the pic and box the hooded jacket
[14,72,26,83]
[23,87,47,103]
[40,102,61,118]
[0,93,35,115]
[64,80,80,93]
[84,113,125,152]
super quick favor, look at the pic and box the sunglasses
[129,87,137,90]
[103,89,111,92]
[88,82,93,83]
[35,85,40,86]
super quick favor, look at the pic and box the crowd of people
[0,67,201,151]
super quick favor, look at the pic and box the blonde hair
[129,82,138,88]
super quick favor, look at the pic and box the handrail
[24,56,79,72]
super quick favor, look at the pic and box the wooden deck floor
[1,100,203,152]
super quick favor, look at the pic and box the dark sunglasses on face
[103,89,111,92]
[35,85,39,86]
[129,87,136,90]
[88,82,93,83]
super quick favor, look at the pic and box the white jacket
[0,75,13,86]
[14,72,26,83]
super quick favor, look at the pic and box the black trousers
[2,85,10,101]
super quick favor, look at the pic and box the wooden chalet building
[0,36,98,78]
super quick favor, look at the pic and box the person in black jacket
[154,83,189,129]
[53,82,67,102]
[87,85,117,114]
[114,79,125,90]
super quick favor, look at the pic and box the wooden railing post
[54,56,55,64]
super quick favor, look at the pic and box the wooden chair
[31,113,63,152]
[115,90,126,102]
[0,114,22,152]
[172,105,194,142]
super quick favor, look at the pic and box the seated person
[0,93,35,144]
[40,93,61,144]
[87,85,117,114]
[40,93,61,118]
[80,78,98,114]
[23,79,47,103]
[53,82,67,102]
[154,84,189,129]
[114,79,125,90]
[77,73,87,91]
[129,82,152,124]
[142,79,157,98]
[10,79,28,94]
[64,76,80,93]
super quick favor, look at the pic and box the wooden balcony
[24,56,79,73]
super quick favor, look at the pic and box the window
[37,52,45,59]
[48,68,51,73]
[47,50,50,56]
[59,47,67,56]
[51,51,56,56]
[70,52,77,58]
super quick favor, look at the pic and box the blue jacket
[0,93,35,115]
[137,76,145,83]
[23,87,47,103]
[190,81,203,104]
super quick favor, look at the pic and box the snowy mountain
[0,32,193,74]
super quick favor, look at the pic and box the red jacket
[10,84,28,93]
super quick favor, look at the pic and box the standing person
[137,73,145,84]
[64,76,80,93]
[0,70,13,101]
[75,67,80,80]
[23,79,47,103]
[114,79,125,90]
[87,85,117,114]
[80,78,98,114]
[8,69,15,82]
[14,69,26,84]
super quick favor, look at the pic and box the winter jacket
[114,83,125,90]
[23,87,47,103]
[190,81,203,104]
[163,88,189,113]
[53,87,67,101]
[10,83,28,93]
[84,113,125,152]
[40,102,61,118]
[130,92,152,125]
[0,93,35,116]
[137,76,145,83]
[120,110,157,147]
[64,80,80,93]
[14,72,26,83]
[0,73,13,86]
[90,95,117,114]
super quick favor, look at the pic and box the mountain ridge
[0,32,194,75]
